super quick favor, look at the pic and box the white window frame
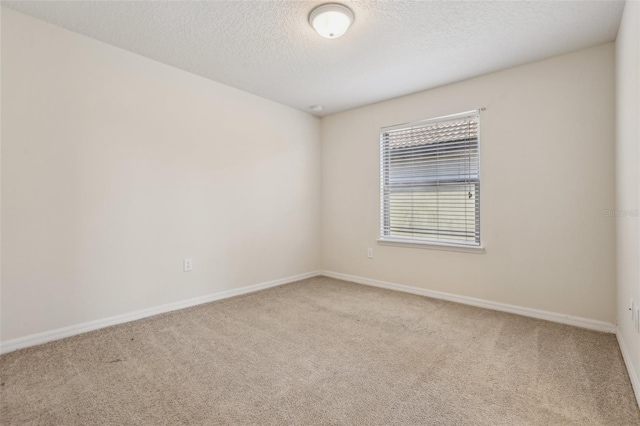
[377,110,484,253]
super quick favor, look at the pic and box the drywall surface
[616,0,640,396]
[1,8,321,342]
[321,43,616,323]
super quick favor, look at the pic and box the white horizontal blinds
[381,112,480,245]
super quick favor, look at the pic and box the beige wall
[321,43,617,323]
[1,8,321,342]
[616,0,640,390]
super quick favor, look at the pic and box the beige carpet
[1,276,639,425]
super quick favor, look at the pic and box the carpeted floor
[1,276,639,425]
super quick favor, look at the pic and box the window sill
[377,238,485,254]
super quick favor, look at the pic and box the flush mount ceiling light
[309,3,354,39]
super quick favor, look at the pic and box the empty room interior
[1,0,639,424]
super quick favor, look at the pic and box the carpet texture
[1,276,639,425]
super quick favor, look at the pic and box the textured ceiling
[2,0,625,116]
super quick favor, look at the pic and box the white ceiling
[2,0,625,116]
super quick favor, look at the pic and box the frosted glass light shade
[309,4,354,39]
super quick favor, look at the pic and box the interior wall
[321,43,616,323]
[0,8,321,342]
[615,0,640,392]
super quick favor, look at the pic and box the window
[380,111,480,247]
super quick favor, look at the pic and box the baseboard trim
[616,330,640,409]
[320,270,617,333]
[2,270,617,354]
[0,270,321,355]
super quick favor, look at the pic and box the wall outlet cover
[183,258,193,272]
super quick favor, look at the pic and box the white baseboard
[0,270,321,355]
[617,331,640,409]
[320,270,617,333]
[2,269,618,355]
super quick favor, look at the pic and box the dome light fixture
[309,3,354,39]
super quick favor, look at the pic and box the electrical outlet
[183,258,193,272]
[367,248,373,259]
